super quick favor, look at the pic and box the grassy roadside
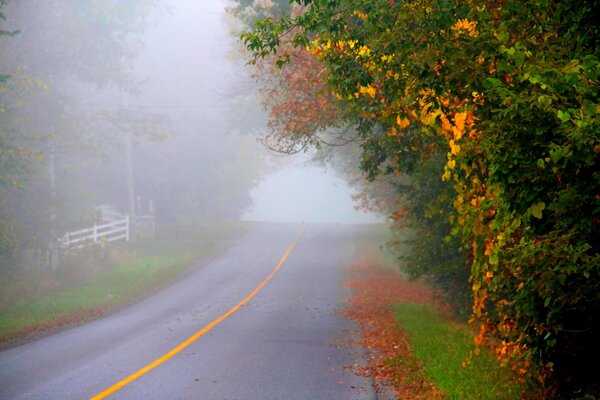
[0,221,254,345]
[344,243,527,399]
[394,303,526,399]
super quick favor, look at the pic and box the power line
[83,103,236,110]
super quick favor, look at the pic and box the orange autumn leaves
[306,13,527,380]
[254,32,342,151]
[309,34,480,183]
[251,10,527,380]
[342,248,443,399]
[244,2,600,394]
[451,18,479,38]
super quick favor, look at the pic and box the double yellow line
[91,225,305,399]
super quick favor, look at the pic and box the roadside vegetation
[0,0,267,339]
[0,1,266,350]
[0,221,253,346]
[343,245,525,399]
[394,303,524,400]
[235,0,598,397]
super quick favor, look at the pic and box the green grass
[0,221,254,342]
[394,303,526,400]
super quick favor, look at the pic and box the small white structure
[58,205,156,251]
[59,214,130,250]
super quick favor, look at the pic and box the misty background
[130,0,381,225]
[0,0,382,274]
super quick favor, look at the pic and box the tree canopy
[241,0,599,396]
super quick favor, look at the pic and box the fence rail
[59,216,130,250]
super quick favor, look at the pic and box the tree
[0,1,163,270]
[242,0,599,396]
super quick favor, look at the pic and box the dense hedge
[243,0,599,396]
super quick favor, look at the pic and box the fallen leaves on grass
[0,306,109,348]
[341,246,446,399]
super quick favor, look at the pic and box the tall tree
[242,0,599,396]
[0,1,162,269]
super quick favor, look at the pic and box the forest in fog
[0,1,271,274]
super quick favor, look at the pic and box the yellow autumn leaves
[309,18,481,185]
[451,18,479,38]
[397,115,410,129]
[358,84,376,98]
[449,139,461,155]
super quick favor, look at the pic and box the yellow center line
[90,225,305,400]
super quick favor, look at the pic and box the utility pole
[123,93,136,242]
[48,144,59,267]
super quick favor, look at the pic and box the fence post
[125,215,130,242]
[93,224,98,243]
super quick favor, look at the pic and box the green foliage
[0,221,254,341]
[387,142,470,318]
[395,303,526,399]
[242,0,600,396]
[228,0,292,29]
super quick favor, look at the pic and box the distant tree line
[0,1,266,276]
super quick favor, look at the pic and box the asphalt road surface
[0,223,383,400]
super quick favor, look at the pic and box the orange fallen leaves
[0,306,109,349]
[341,247,445,399]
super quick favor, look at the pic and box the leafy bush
[242,0,599,396]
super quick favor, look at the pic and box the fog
[244,157,384,224]
[117,0,382,225]
[0,0,386,387]
[132,1,236,114]
[0,0,383,273]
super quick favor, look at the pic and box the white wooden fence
[59,216,130,250]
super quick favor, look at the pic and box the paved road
[0,223,380,400]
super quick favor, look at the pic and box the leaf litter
[340,245,446,399]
